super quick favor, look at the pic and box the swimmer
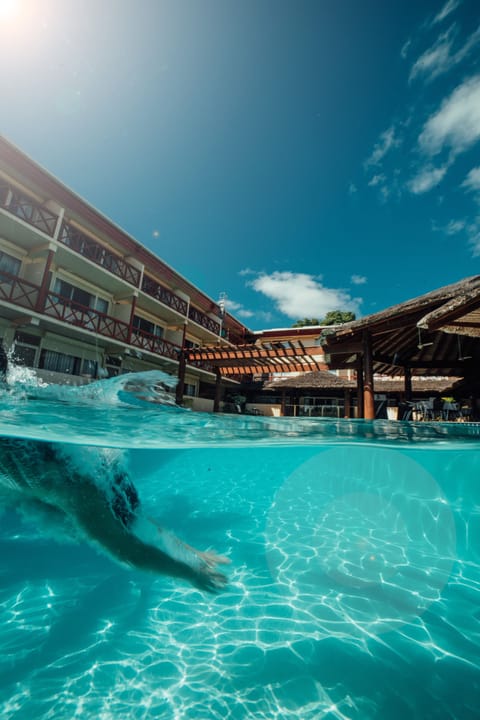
[0,345,230,591]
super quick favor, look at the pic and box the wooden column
[281,389,286,417]
[344,388,351,419]
[35,248,55,312]
[175,323,188,406]
[362,330,375,420]
[357,357,364,418]
[404,366,412,401]
[127,294,138,344]
[213,367,222,413]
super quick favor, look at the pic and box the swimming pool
[1,370,479,719]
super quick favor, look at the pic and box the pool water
[0,370,479,719]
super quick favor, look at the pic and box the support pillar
[213,368,222,412]
[344,388,351,419]
[363,330,375,420]
[404,366,412,401]
[281,389,286,417]
[35,248,55,312]
[127,294,138,344]
[356,357,364,418]
[175,323,188,406]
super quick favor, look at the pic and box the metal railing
[141,275,188,315]
[0,181,58,236]
[58,222,141,287]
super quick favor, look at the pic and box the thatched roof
[264,371,458,395]
[321,275,480,377]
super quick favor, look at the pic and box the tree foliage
[291,317,320,328]
[291,311,356,328]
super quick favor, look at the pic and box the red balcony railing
[58,222,141,287]
[188,306,220,335]
[141,275,188,316]
[43,293,130,343]
[0,181,58,236]
[0,271,40,310]
[130,329,181,360]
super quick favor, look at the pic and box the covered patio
[183,276,480,419]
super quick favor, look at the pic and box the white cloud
[348,182,357,195]
[409,24,480,83]
[445,219,466,234]
[223,298,254,318]
[408,163,449,193]
[462,166,480,192]
[351,274,367,285]
[247,271,361,320]
[409,27,454,82]
[418,74,480,157]
[364,126,401,168]
[368,173,386,187]
[433,0,461,25]
[466,217,480,255]
[401,38,412,59]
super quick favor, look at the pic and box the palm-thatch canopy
[264,371,457,395]
[321,275,480,378]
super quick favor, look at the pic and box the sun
[0,0,21,19]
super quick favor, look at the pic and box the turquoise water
[1,370,479,719]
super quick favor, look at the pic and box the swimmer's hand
[194,549,231,591]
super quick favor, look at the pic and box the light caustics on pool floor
[1,443,480,720]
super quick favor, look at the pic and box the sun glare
[0,0,20,19]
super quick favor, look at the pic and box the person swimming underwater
[0,345,230,591]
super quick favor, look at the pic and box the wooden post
[357,357,364,418]
[281,389,286,417]
[175,323,188,406]
[363,330,375,420]
[344,388,351,419]
[213,367,222,412]
[35,248,55,312]
[404,366,412,401]
[127,294,138,344]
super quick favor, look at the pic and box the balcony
[0,180,58,237]
[58,222,141,287]
[130,329,181,361]
[43,292,130,343]
[0,271,40,310]
[188,306,220,335]
[141,275,188,316]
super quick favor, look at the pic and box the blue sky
[1,0,480,330]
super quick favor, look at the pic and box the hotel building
[0,135,249,410]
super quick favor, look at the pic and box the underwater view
[1,369,480,720]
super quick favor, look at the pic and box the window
[132,315,163,337]
[82,359,98,377]
[184,383,196,397]
[0,250,21,281]
[54,279,93,309]
[13,331,40,368]
[39,349,81,375]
